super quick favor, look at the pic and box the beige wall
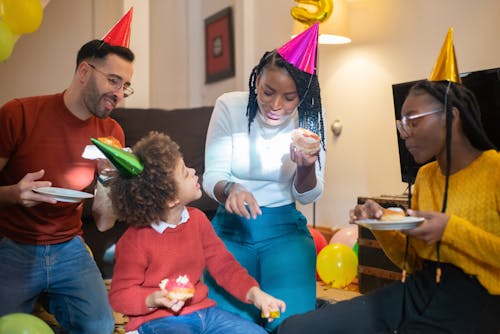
[1,0,499,228]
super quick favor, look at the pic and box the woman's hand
[146,291,186,313]
[225,183,262,220]
[403,209,449,244]
[246,286,286,322]
[349,199,384,224]
[290,143,318,167]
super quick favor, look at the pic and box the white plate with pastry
[355,216,424,231]
[33,187,94,203]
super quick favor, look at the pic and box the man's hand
[15,170,57,207]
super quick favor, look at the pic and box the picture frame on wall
[204,7,235,83]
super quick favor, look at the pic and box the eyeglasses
[396,109,442,135]
[87,63,134,98]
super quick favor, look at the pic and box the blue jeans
[138,306,267,334]
[0,236,115,334]
[204,204,316,332]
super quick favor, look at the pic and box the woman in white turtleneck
[203,49,326,332]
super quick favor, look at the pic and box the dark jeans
[278,261,500,334]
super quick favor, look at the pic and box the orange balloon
[308,226,328,254]
[308,226,328,280]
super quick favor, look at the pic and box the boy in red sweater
[106,131,285,333]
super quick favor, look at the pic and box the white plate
[355,217,424,231]
[33,187,94,203]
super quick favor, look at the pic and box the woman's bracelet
[223,181,235,197]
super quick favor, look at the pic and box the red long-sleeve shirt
[109,207,259,331]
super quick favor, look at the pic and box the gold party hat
[91,138,143,177]
[428,27,461,83]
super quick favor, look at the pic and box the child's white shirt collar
[151,207,190,234]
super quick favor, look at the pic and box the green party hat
[91,138,143,177]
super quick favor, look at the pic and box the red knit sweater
[109,207,259,331]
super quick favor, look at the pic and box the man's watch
[97,174,113,187]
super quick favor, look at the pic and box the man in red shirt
[0,39,134,333]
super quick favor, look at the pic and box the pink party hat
[102,7,133,48]
[277,22,319,75]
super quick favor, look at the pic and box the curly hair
[247,50,325,151]
[109,131,182,227]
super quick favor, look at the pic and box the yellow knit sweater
[374,150,500,294]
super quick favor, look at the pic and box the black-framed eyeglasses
[87,63,134,98]
[396,109,442,135]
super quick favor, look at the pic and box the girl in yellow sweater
[278,80,499,334]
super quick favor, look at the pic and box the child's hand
[246,287,286,322]
[146,290,186,313]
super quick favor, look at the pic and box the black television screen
[392,67,500,183]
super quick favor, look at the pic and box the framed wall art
[204,7,235,83]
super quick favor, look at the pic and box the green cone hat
[91,138,143,177]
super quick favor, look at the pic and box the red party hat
[102,7,133,48]
[277,22,319,75]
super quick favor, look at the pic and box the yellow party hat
[428,27,461,83]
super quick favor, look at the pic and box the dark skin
[349,90,482,245]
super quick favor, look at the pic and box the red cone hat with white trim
[102,7,133,48]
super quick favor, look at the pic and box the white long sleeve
[203,91,324,207]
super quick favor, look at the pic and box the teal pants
[204,204,316,332]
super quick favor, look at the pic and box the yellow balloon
[317,243,358,289]
[0,20,14,62]
[291,0,333,26]
[1,0,43,34]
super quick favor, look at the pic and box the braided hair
[409,80,495,151]
[404,80,495,283]
[247,50,326,150]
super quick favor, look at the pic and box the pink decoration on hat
[277,22,319,74]
[102,7,133,48]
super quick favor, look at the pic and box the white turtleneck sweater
[203,91,325,208]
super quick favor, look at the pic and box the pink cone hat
[277,22,319,75]
[102,7,133,48]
